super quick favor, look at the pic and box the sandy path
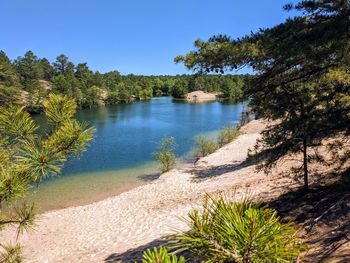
[2,120,274,262]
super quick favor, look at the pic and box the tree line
[0,50,247,112]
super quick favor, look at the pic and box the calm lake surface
[28,97,246,212]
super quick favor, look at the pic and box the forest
[0,50,246,112]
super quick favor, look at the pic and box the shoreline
[27,128,221,214]
[2,119,283,262]
[27,153,196,214]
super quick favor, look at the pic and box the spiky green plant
[153,137,177,173]
[193,136,219,160]
[217,126,240,147]
[142,247,185,263]
[0,243,23,263]
[170,194,304,262]
[0,94,94,261]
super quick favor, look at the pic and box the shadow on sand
[188,159,254,181]
[104,238,168,262]
[137,172,162,182]
[267,171,350,262]
[106,159,350,263]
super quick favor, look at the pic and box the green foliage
[171,79,189,99]
[106,91,120,105]
[192,125,239,161]
[171,194,304,262]
[176,0,350,190]
[151,77,164,97]
[0,106,38,143]
[239,110,251,127]
[0,50,247,110]
[142,247,185,263]
[43,94,76,125]
[80,86,101,108]
[153,137,177,173]
[221,77,244,102]
[0,51,22,106]
[139,86,153,100]
[0,51,21,88]
[217,126,240,147]
[0,94,94,260]
[53,54,73,75]
[0,85,20,105]
[117,86,132,103]
[14,51,44,85]
[75,63,93,86]
[51,73,82,102]
[39,58,55,81]
[0,243,23,263]
[193,136,219,159]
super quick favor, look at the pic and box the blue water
[29,97,246,211]
[62,97,245,175]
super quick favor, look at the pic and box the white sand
[2,119,288,262]
[185,91,221,103]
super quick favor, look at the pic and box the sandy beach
[1,120,300,262]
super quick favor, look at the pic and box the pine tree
[176,0,350,190]
[0,51,22,105]
[14,51,44,84]
[0,94,94,261]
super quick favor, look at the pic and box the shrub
[193,136,219,159]
[170,194,304,262]
[142,247,185,263]
[153,137,177,173]
[217,126,240,147]
[0,85,21,104]
[0,244,23,263]
[239,110,252,127]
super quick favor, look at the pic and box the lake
[27,97,246,212]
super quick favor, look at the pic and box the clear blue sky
[1,0,297,75]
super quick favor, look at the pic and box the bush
[0,244,23,263]
[193,136,219,159]
[142,247,185,263]
[170,194,304,262]
[153,137,177,173]
[239,110,251,127]
[0,85,20,104]
[217,126,240,147]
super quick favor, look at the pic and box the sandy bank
[1,120,296,262]
[185,90,222,103]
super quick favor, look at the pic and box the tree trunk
[302,137,309,191]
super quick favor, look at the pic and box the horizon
[1,0,298,75]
